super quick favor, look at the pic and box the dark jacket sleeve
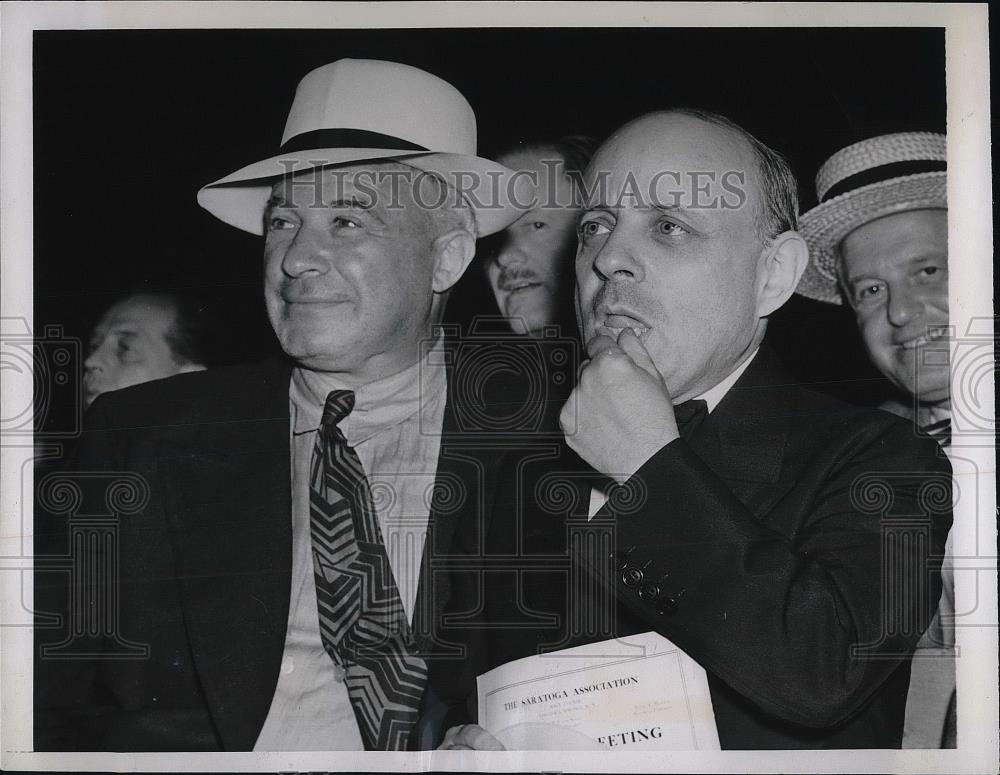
[34,395,126,750]
[575,419,952,729]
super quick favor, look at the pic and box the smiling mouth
[898,326,949,350]
[502,280,542,294]
[282,296,351,305]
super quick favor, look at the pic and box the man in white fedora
[797,131,954,747]
[35,59,532,752]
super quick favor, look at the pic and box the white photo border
[1,2,994,773]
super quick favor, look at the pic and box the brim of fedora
[796,173,947,305]
[197,148,530,237]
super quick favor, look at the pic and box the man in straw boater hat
[428,110,952,750]
[35,59,534,752]
[797,132,955,747]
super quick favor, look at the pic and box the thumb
[617,328,660,379]
[585,333,619,359]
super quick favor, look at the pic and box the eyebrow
[105,329,140,342]
[87,328,138,346]
[579,203,702,226]
[265,195,374,209]
[582,202,689,213]
[326,197,374,210]
[264,195,384,230]
[846,253,947,285]
[651,203,688,216]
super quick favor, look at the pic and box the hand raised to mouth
[560,328,680,483]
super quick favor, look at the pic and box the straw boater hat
[796,132,947,304]
[198,59,525,237]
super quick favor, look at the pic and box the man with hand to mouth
[797,132,954,747]
[434,110,952,750]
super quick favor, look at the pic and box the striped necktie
[308,389,427,750]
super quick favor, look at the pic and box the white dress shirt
[254,341,447,751]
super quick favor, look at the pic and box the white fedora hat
[797,132,947,305]
[198,58,526,237]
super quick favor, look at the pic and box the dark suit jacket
[424,345,953,749]
[34,335,576,751]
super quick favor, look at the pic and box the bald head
[575,108,808,401]
[586,110,798,243]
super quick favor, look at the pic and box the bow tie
[586,398,709,497]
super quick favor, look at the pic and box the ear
[755,230,809,318]
[177,362,207,374]
[431,229,477,294]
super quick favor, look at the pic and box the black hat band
[821,159,947,203]
[278,128,429,155]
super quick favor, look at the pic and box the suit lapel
[565,346,802,646]
[410,334,576,654]
[161,359,293,750]
[411,350,509,655]
[689,345,797,514]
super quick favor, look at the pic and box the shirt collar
[883,397,951,428]
[916,402,951,428]
[694,346,760,413]
[290,336,447,445]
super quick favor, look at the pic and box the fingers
[616,328,660,380]
[588,330,657,379]
[463,724,505,750]
[439,724,465,750]
[559,392,575,436]
[439,723,506,751]
[585,333,619,359]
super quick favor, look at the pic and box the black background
[33,27,946,432]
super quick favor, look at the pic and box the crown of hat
[197,58,528,238]
[815,132,947,203]
[281,58,477,155]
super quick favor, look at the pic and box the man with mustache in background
[483,136,595,337]
[431,109,953,750]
